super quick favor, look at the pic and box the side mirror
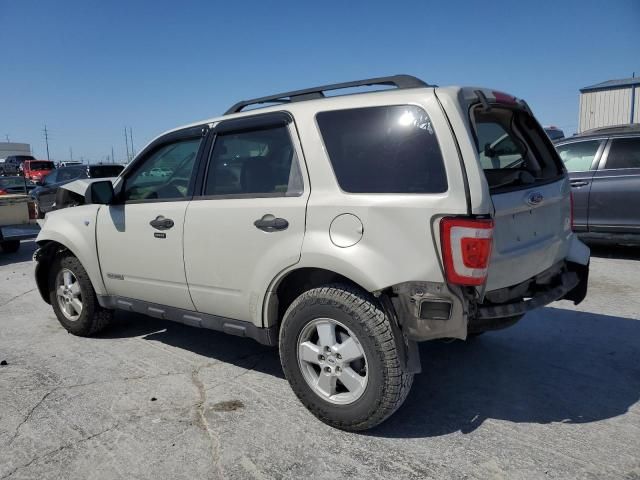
[87,180,115,205]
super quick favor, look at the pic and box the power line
[124,127,130,162]
[129,127,135,158]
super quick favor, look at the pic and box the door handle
[149,215,175,230]
[254,214,289,232]
[570,180,589,187]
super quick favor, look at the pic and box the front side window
[604,137,640,169]
[203,125,303,196]
[317,105,447,194]
[556,140,602,172]
[123,138,201,201]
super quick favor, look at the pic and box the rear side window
[203,125,303,197]
[316,105,447,194]
[556,140,602,172]
[604,137,640,169]
[472,106,563,190]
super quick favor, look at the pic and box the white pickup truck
[0,194,39,253]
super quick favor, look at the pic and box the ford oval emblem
[527,192,544,206]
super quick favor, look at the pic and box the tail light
[0,189,7,195]
[440,217,494,286]
[27,200,37,220]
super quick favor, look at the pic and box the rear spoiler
[473,89,533,116]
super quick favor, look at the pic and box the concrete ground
[0,241,639,480]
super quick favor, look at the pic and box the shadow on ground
[101,305,640,438]
[588,243,640,261]
[372,306,640,438]
[100,312,283,378]
[0,240,37,266]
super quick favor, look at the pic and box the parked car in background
[0,155,36,176]
[0,176,36,195]
[58,161,84,168]
[555,124,640,245]
[0,192,38,253]
[22,160,55,183]
[544,126,565,141]
[31,164,125,218]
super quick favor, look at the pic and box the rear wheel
[0,240,20,253]
[279,284,413,431]
[49,254,113,336]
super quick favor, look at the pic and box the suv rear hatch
[462,89,572,291]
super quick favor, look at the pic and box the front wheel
[279,284,413,431]
[49,254,113,336]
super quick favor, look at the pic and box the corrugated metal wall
[634,87,640,123]
[578,87,634,132]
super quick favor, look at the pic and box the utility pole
[4,134,9,142]
[124,127,130,162]
[129,127,135,158]
[43,125,51,161]
[111,146,115,164]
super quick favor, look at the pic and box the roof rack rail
[224,74,430,115]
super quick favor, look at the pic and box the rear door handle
[254,214,289,232]
[570,180,589,187]
[149,215,174,230]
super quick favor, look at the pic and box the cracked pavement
[1,241,640,479]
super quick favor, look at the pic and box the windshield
[29,161,55,171]
[0,177,28,188]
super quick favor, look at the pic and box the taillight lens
[28,200,37,220]
[0,189,7,195]
[440,217,494,286]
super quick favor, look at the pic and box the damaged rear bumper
[388,260,589,341]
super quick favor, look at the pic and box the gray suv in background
[556,124,640,245]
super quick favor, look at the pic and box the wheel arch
[263,266,372,329]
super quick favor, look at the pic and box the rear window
[89,165,125,178]
[316,105,447,194]
[29,161,55,170]
[472,106,563,190]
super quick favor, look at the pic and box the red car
[22,160,55,183]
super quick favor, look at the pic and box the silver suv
[33,75,590,430]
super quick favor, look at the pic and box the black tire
[49,254,113,336]
[0,240,20,253]
[279,284,413,431]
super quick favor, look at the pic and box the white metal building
[578,77,640,133]
[0,142,31,159]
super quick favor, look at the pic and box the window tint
[316,105,447,193]
[556,140,601,172]
[203,125,302,196]
[89,165,124,178]
[123,138,201,201]
[605,137,640,169]
[476,122,528,170]
[55,167,85,183]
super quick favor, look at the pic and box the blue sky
[1,0,638,163]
